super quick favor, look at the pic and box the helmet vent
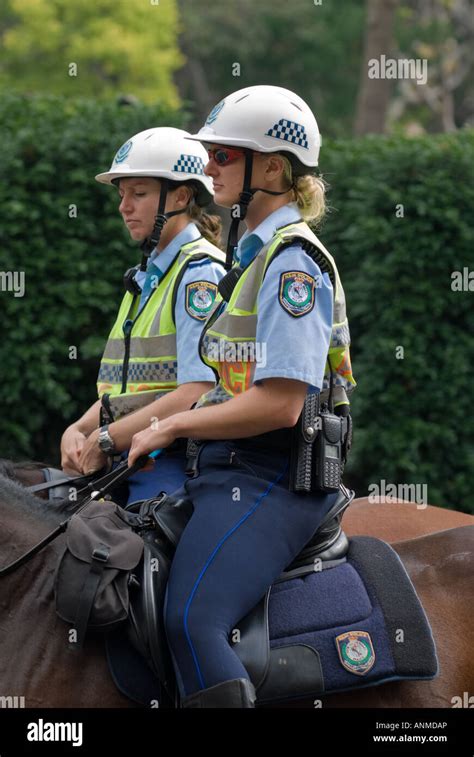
[235,94,250,103]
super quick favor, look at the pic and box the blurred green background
[0,0,473,513]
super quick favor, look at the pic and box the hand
[78,428,109,476]
[128,419,177,467]
[61,425,87,475]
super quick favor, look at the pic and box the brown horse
[0,472,472,708]
[3,458,473,541]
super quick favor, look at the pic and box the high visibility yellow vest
[97,237,225,420]
[196,221,356,409]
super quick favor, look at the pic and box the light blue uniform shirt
[134,222,225,384]
[235,203,333,390]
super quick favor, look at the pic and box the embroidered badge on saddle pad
[335,630,376,675]
[185,281,218,320]
[279,271,315,317]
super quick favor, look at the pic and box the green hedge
[319,129,474,514]
[0,94,472,513]
[0,93,185,461]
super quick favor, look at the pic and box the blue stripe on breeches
[163,441,340,697]
[117,450,188,505]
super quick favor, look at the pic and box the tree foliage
[176,0,366,137]
[0,0,183,106]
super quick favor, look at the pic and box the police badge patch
[335,631,376,675]
[185,281,218,321]
[279,271,316,317]
[205,99,225,125]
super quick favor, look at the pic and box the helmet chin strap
[123,178,189,295]
[138,178,188,271]
[224,149,293,271]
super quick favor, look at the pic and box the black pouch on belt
[289,391,320,492]
[185,438,204,478]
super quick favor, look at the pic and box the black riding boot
[180,677,257,708]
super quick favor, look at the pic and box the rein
[0,455,153,577]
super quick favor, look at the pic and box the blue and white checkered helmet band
[265,119,309,149]
[173,154,205,175]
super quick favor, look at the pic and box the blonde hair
[187,200,223,249]
[280,155,328,225]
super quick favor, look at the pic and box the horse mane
[0,472,79,526]
[0,458,50,480]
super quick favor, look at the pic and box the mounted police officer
[60,127,226,502]
[128,86,356,707]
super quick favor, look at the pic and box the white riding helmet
[95,127,213,205]
[187,85,321,173]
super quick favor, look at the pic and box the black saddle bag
[54,499,145,647]
[54,491,194,691]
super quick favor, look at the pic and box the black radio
[313,407,344,492]
[289,352,352,494]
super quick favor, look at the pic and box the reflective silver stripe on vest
[331,322,351,348]
[102,334,177,360]
[108,390,168,421]
[97,360,178,384]
[231,255,268,312]
[195,383,234,408]
[208,312,258,339]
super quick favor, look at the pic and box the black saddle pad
[262,535,438,700]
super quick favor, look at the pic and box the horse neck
[0,501,65,609]
[0,477,131,707]
[1,497,64,568]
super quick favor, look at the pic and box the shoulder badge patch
[185,281,218,321]
[279,271,315,317]
[335,631,375,675]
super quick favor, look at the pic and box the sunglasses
[207,146,247,167]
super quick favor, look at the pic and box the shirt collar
[235,202,301,269]
[148,221,201,276]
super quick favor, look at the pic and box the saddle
[118,485,359,705]
[231,488,352,699]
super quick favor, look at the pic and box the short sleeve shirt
[235,204,333,390]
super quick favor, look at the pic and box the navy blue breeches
[163,440,339,698]
[116,449,188,505]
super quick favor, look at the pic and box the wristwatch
[98,425,116,455]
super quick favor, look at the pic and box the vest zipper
[120,297,138,394]
[119,247,193,393]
